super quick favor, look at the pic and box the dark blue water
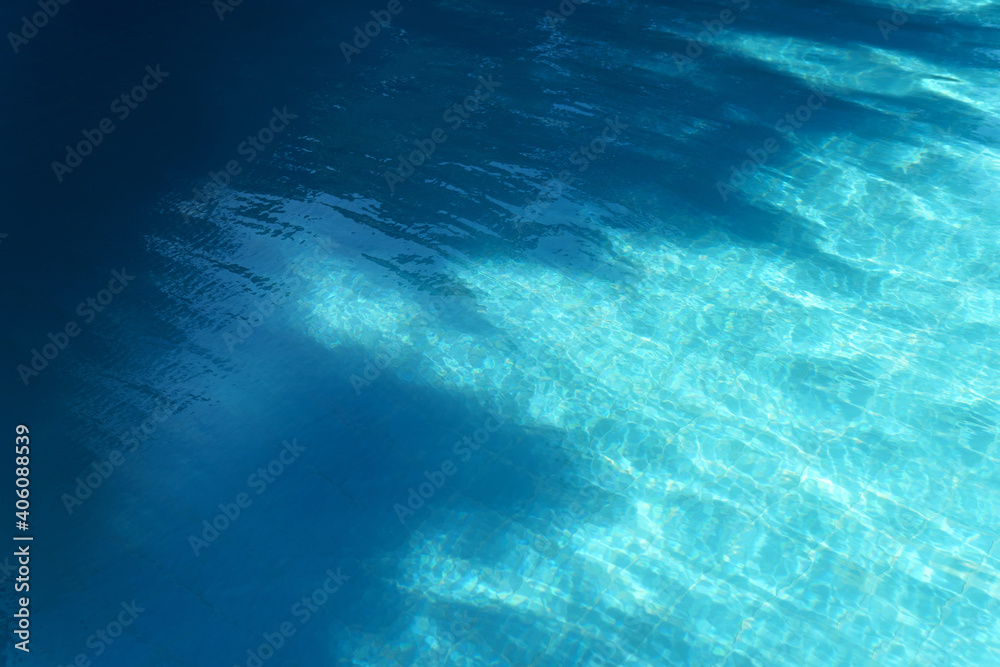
[4,0,1000,664]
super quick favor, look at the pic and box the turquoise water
[8,0,1000,665]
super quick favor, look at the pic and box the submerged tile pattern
[28,1,1000,665]
[293,171,1000,664]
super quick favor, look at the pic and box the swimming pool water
[7,0,1000,665]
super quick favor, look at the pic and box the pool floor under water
[10,0,1000,665]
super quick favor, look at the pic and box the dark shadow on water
[37,312,644,662]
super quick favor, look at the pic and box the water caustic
[286,188,999,664]
[278,10,998,662]
[35,0,1000,665]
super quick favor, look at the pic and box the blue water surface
[3,0,1000,665]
